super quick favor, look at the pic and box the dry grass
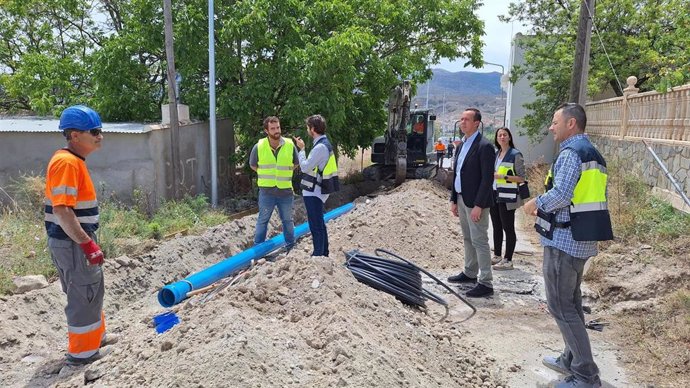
[337,148,372,177]
[612,289,690,387]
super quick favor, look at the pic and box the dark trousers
[303,196,329,257]
[489,198,516,260]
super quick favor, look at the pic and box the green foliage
[0,175,54,294]
[0,0,485,156]
[502,0,690,141]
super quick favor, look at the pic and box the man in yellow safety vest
[524,103,612,388]
[249,116,299,251]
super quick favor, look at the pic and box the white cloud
[436,1,529,73]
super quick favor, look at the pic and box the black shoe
[447,272,477,284]
[466,283,494,297]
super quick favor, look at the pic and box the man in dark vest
[294,114,340,257]
[524,103,613,388]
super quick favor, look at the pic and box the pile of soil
[0,180,503,387]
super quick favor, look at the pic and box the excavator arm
[386,81,411,185]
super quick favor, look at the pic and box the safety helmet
[59,105,102,131]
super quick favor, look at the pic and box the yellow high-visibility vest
[495,148,520,203]
[257,138,294,190]
[536,138,613,241]
[300,137,340,194]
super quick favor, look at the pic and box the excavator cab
[406,110,436,166]
[366,81,437,185]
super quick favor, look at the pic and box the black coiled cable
[344,248,476,322]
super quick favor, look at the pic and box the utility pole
[163,0,181,199]
[569,0,595,106]
[208,0,218,207]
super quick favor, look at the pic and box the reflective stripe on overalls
[300,137,341,194]
[535,138,613,241]
[257,138,294,189]
[495,148,519,203]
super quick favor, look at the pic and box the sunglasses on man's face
[89,128,102,136]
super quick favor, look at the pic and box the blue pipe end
[158,281,191,308]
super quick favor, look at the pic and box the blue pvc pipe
[158,202,355,307]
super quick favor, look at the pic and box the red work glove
[79,240,104,266]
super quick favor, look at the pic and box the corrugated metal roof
[0,117,153,133]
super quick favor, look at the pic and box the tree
[174,0,485,160]
[0,0,486,160]
[501,0,690,141]
[0,0,100,114]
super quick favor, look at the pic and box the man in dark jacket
[447,108,496,297]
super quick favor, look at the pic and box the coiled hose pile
[344,249,476,322]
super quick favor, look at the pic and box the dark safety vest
[536,137,614,241]
[495,148,520,203]
[257,138,295,189]
[300,137,340,194]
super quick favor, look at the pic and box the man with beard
[249,116,299,251]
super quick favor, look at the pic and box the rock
[85,364,107,382]
[311,279,320,289]
[21,354,45,364]
[115,256,133,267]
[12,275,49,294]
[161,341,174,351]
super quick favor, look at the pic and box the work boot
[493,259,514,271]
[65,345,113,366]
[554,375,602,388]
[447,272,477,284]
[100,333,119,347]
[542,355,571,375]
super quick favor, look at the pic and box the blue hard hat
[59,105,102,131]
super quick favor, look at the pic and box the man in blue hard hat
[45,105,117,367]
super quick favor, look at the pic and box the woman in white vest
[490,127,527,270]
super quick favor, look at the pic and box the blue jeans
[543,246,600,384]
[303,196,328,256]
[254,191,295,249]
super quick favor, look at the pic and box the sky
[436,1,529,74]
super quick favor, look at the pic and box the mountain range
[411,68,506,132]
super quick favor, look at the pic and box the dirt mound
[586,240,690,309]
[1,179,504,387]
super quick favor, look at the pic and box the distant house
[505,33,556,166]
[0,109,234,207]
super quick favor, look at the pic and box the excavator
[363,80,437,185]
